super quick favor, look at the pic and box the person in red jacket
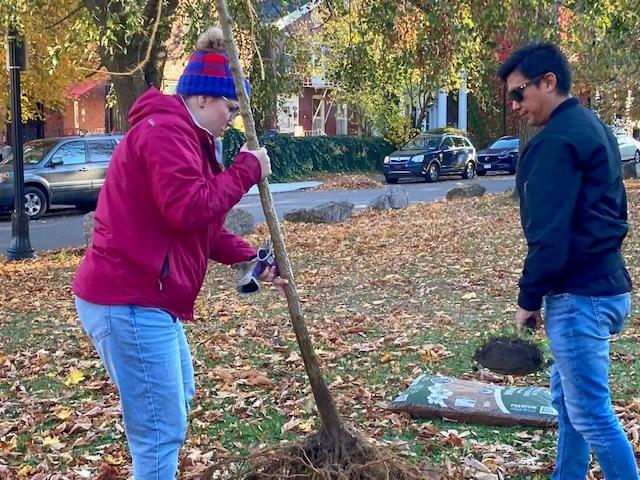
[73,27,285,479]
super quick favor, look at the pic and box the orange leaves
[307,174,382,191]
[419,344,454,363]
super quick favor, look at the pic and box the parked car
[615,134,640,164]
[383,133,476,183]
[475,135,519,176]
[0,134,123,220]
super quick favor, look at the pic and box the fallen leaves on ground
[306,173,383,191]
[2,181,640,479]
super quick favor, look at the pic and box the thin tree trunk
[216,0,347,439]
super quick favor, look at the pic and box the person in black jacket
[499,43,637,479]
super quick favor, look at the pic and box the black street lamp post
[6,29,34,260]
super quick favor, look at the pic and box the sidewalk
[246,181,322,195]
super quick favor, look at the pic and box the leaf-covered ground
[305,172,384,190]
[2,181,640,479]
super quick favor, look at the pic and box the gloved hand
[234,240,280,294]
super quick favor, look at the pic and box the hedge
[222,129,395,182]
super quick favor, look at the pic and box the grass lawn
[1,181,639,479]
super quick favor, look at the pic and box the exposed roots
[197,429,444,480]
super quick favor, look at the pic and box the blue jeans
[75,297,195,480]
[544,292,638,479]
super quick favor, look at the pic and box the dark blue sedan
[475,136,519,176]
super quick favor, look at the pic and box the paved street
[0,174,515,254]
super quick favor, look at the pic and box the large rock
[446,183,487,201]
[224,207,256,236]
[622,161,639,179]
[83,211,95,246]
[369,186,409,211]
[284,201,354,224]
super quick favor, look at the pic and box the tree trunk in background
[512,120,541,198]
[83,0,179,130]
[519,119,541,153]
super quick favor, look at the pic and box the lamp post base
[7,211,34,260]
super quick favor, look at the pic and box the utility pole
[6,30,34,260]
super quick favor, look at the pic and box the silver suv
[0,135,123,219]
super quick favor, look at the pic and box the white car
[616,134,640,163]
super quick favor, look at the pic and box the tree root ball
[198,429,445,480]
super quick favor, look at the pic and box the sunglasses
[508,74,546,103]
[221,96,240,117]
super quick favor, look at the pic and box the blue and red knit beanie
[176,51,250,99]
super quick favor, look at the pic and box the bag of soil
[388,374,557,427]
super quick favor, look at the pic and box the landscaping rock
[83,211,95,246]
[224,207,256,236]
[284,201,354,224]
[446,183,487,201]
[369,186,409,210]
[622,161,639,179]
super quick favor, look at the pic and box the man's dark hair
[498,42,572,95]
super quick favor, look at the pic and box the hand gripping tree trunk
[215,0,346,443]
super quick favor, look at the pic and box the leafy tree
[319,0,639,145]
[0,0,99,121]
[81,0,180,129]
[320,0,486,144]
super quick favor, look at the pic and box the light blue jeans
[75,297,195,480]
[544,292,638,479]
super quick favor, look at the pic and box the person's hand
[241,143,271,180]
[258,266,288,296]
[515,307,543,335]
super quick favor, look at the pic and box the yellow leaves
[461,292,477,300]
[18,465,35,476]
[63,369,85,386]
[42,435,60,446]
[380,352,395,363]
[42,435,65,450]
[298,419,315,433]
[281,417,315,433]
[54,406,73,420]
[104,454,125,465]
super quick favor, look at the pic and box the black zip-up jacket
[516,97,632,311]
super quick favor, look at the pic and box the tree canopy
[1,0,638,136]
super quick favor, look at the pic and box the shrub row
[222,129,395,182]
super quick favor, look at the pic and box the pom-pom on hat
[176,27,250,100]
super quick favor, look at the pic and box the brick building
[44,77,113,137]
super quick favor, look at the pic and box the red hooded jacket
[73,88,261,320]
